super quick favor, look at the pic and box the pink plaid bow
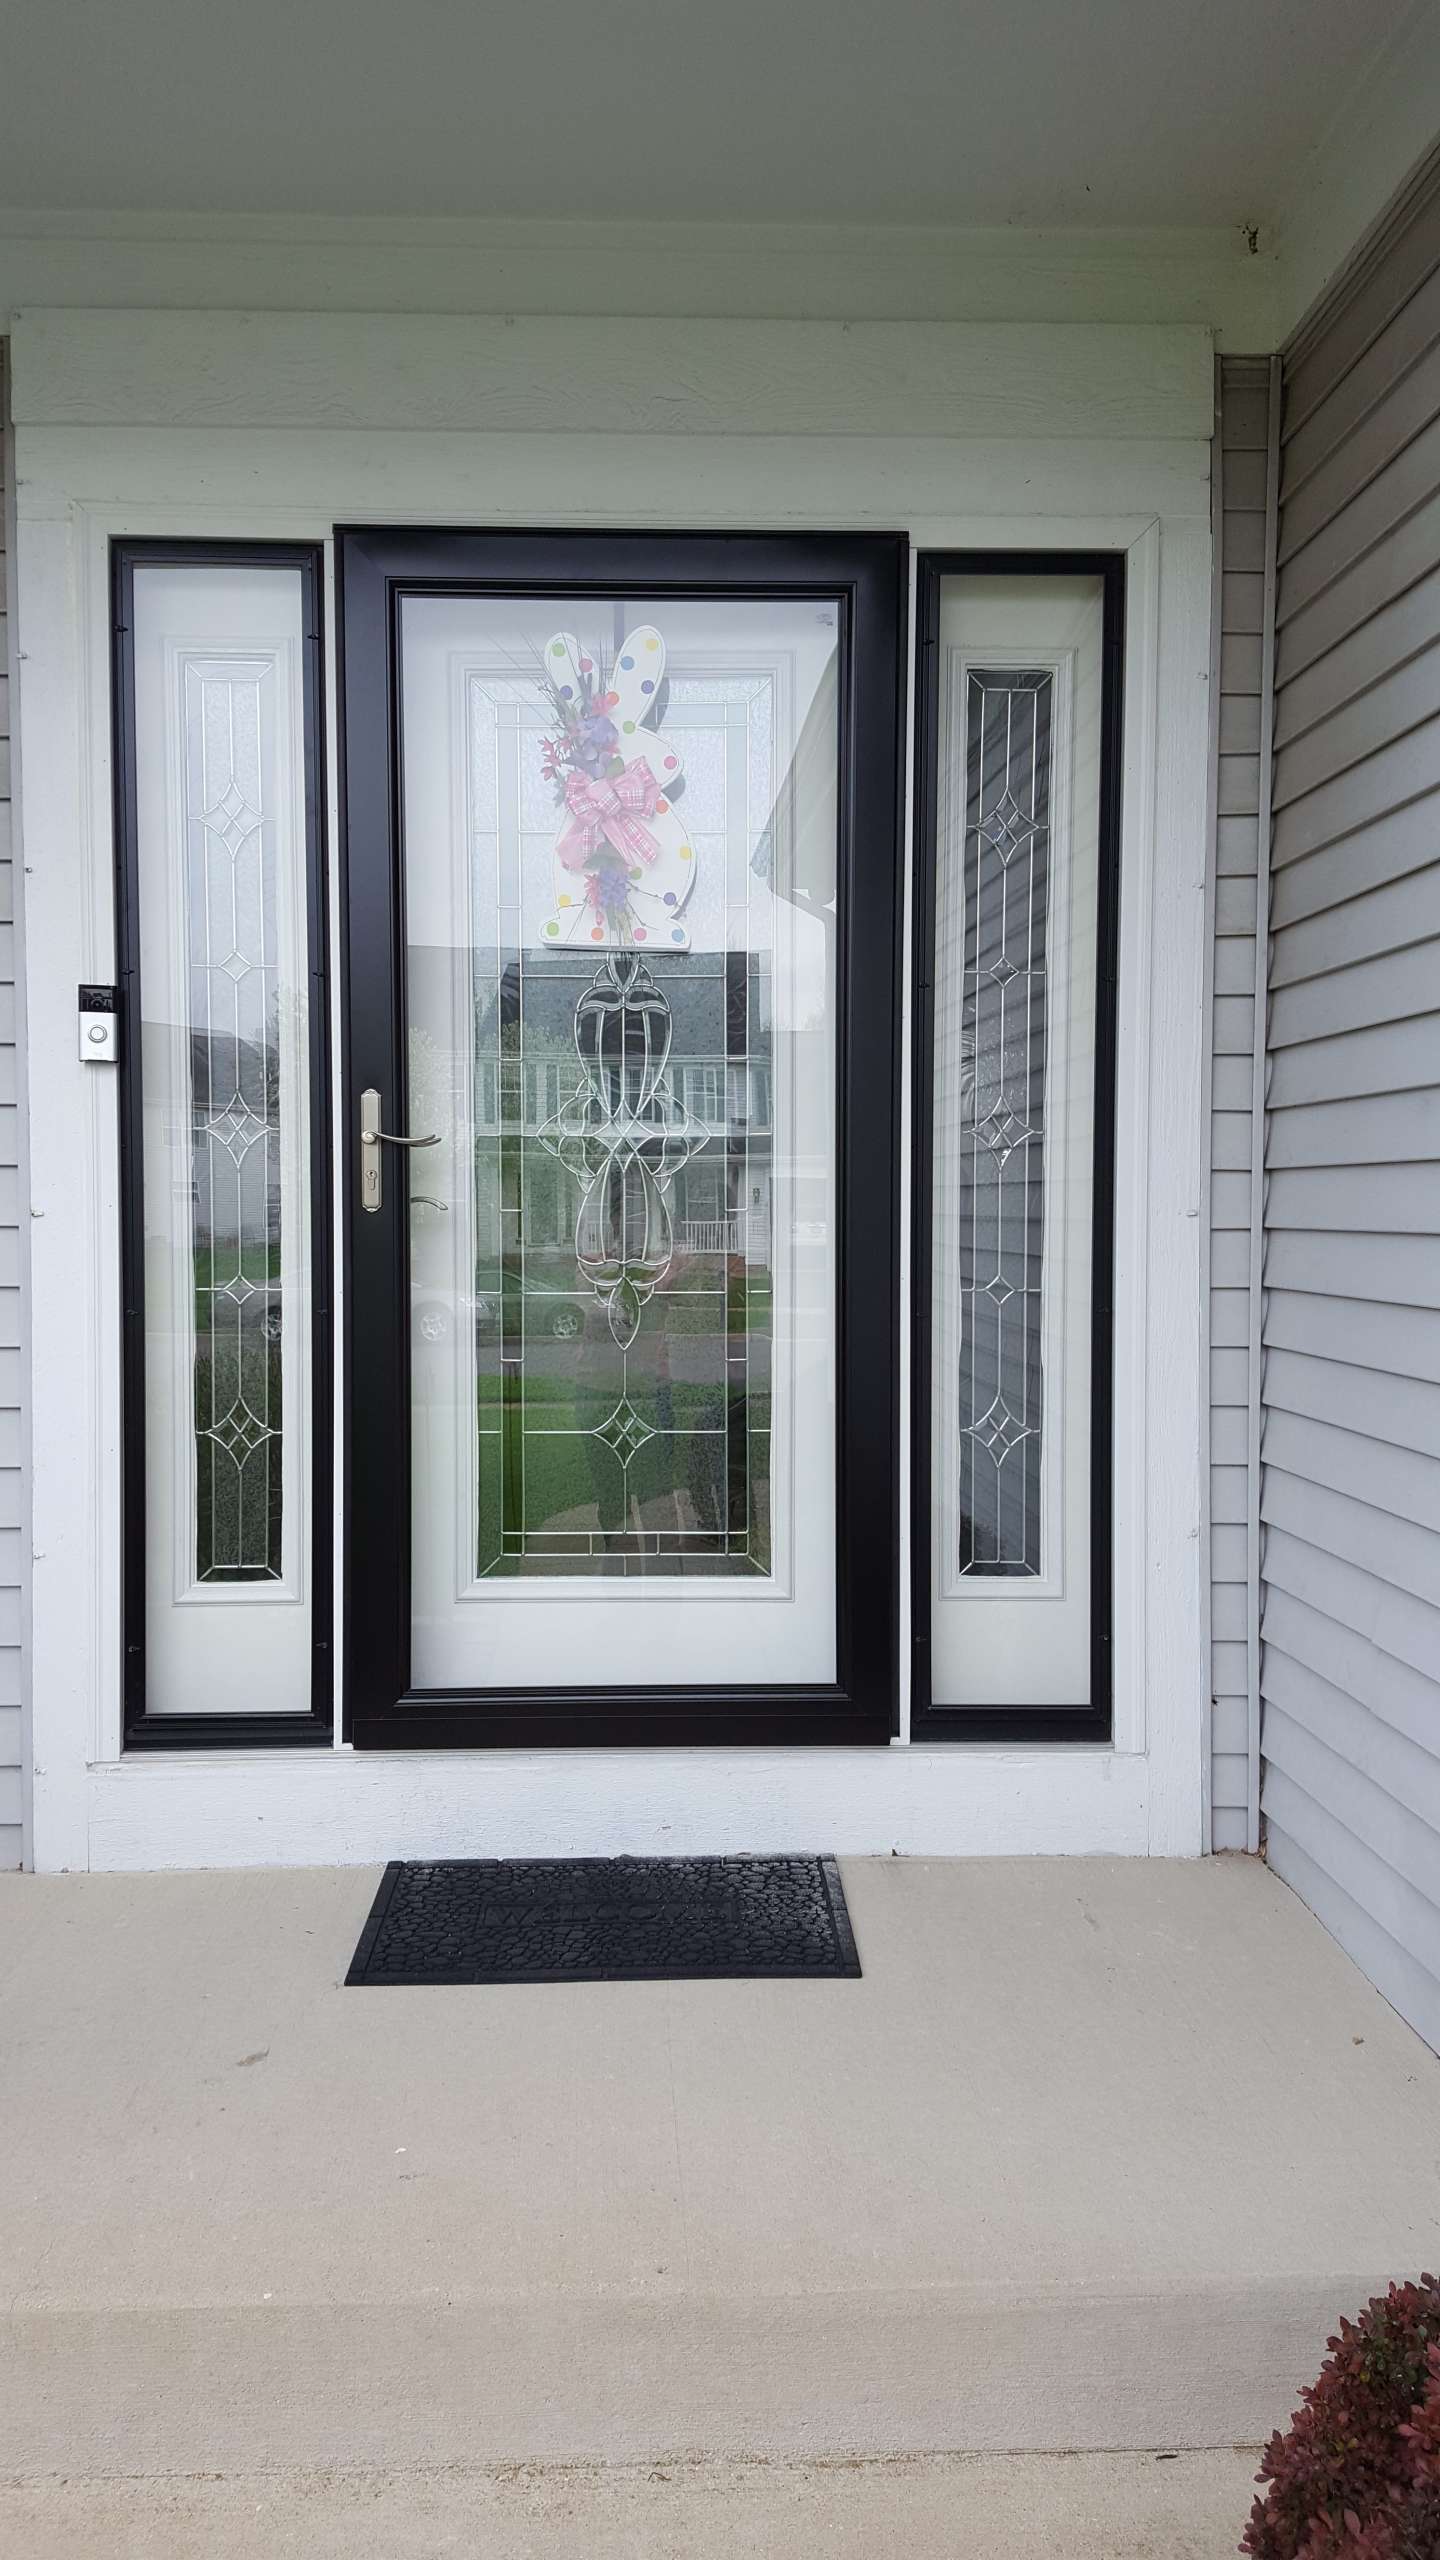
[558,758,662,872]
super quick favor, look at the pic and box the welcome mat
[345,1853,861,1985]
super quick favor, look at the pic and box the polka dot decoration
[538,625,693,955]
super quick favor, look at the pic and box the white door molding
[14,323,1207,1867]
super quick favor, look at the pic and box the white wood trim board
[11,310,1210,1868]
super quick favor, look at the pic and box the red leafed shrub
[1243,2277,1440,2558]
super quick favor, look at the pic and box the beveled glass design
[184,659,285,1582]
[537,950,710,1350]
[954,668,1052,1577]
[438,640,805,1582]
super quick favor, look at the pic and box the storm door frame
[337,526,905,1750]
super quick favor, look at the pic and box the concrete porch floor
[0,1856,1436,2549]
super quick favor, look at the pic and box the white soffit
[0,0,1416,231]
[1274,0,1440,341]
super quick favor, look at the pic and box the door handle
[360,1087,440,1214]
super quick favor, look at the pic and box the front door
[340,531,903,1747]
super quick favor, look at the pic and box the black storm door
[338,529,904,1748]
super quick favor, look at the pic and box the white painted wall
[11,308,1212,1871]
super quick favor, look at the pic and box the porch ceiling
[0,0,1419,231]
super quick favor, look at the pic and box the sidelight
[113,548,330,1734]
[914,562,1121,1733]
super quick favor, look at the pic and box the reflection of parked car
[414,1270,584,1346]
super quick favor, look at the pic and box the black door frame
[909,549,1125,1742]
[337,527,906,1750]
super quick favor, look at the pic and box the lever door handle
[359,1086,439,1213]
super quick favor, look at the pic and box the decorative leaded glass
[954,668,1051,1578]
[456,657,779,1578]
[184,659,284,1581]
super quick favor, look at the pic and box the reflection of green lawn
[191,1343,283,1576]
[477,1368,771,1546]
[192,1245,281,1296]
[659,1279,773,1336]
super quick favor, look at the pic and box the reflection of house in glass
[404,941,782,1579]
[470,956,773,1285]
[471,1031,773,1266]
[187,1026,283,1255]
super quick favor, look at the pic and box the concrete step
[1,1858,1435,2471]
[0,2451,1267,2560]
[0,2279,1393,2472]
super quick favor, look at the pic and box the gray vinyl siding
[1261,179,1440,2050]
[1208,355,1274,1852]
[0,344,23,1868]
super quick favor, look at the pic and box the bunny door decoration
[536,624,697,952]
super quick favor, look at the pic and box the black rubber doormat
[345,1854,861,1985]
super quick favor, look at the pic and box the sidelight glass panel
[186,651,286,1582]
[131,562,315,1713]
[401,594,839,1690]
[927,575,1106,1709]
[954,666,1052,1579]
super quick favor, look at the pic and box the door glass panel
[927,574,1104,1707]
[130,561,315,1713]
[401,595,839,1689]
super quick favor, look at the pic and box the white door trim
[14,356,1206,1865]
